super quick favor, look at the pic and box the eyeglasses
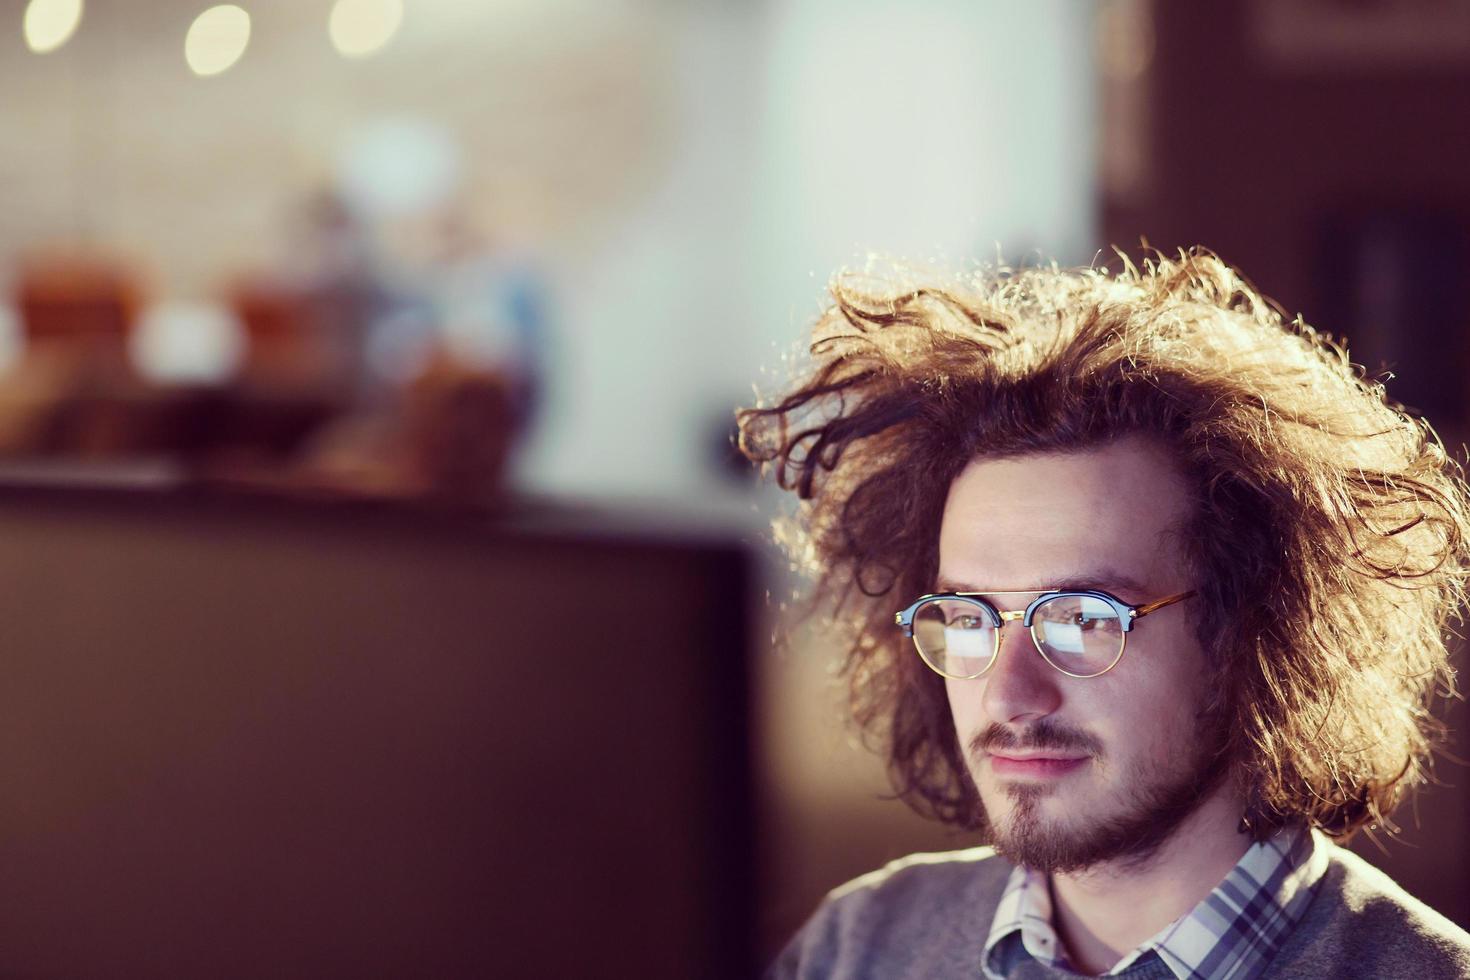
[894,588,1196,679]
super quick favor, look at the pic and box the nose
[980,621,1063,725]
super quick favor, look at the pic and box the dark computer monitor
[0,486,755,978]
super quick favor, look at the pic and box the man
[738,251,1470,978]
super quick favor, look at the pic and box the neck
[1048,784,1251,976]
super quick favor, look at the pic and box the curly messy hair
[737,249,1470,841]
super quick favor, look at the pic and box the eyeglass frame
[893,587,1197,680]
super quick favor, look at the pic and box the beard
[967,716,1230,876]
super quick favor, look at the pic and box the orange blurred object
[229,278,333,386]
[15,251,144,348]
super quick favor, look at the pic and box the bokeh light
[337,118,460,218]
[22,0,83,54]
[130,301,244,384]
[328,0,403,59]
[184,4,251,77]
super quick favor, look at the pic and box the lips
[987,753,1089,778]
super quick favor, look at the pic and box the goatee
[968,718,1230,875]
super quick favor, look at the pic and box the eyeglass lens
[911,595,1125,678]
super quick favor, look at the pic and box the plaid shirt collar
[982,825,1327,979]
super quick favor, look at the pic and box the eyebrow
[933,570,1151,598]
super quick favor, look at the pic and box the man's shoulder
[823,844,1013,912]
[1269,839,1470,978]
[1323,845,1470,957]
[768,846,1013,980]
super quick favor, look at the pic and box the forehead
[937,436,1193,595]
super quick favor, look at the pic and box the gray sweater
[770,843,1470,979]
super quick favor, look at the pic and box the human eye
[1073,608,1108,629]
[1038,595,1120,630]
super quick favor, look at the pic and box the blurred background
[0,0,1466,975]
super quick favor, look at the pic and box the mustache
[969,719,1103,759]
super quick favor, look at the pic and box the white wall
[530,0,1098,500]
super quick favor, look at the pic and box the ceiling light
[329,0,403,59]
[185,4,251,77]
[23,0,83,54]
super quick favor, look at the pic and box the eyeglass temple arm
[1132,589,1197,619]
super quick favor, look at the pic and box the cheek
[1148,628,1212,715]
[944,678,984,746]
[1103,636,1210,762]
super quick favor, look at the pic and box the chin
[979,766,1219,876]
